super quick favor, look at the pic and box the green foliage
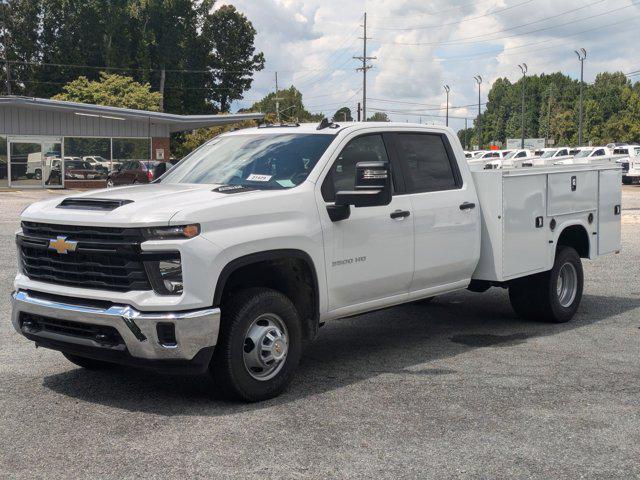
[0,0,263,114]
[367,112,390,122]
[52,72,163,111]
[248,86,323,123]
[333,107,353,122]
[460,71,640,147]
[171,120,256,159]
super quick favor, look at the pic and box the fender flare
[212,249,320,314]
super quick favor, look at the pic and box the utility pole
[354,12,376,121]
[474,75,482,149]
[357,102,362,121]
[465,117,469,150]
[575,48,587,146]
[274,71,284,124]
[547,87,553,138]
[159,67,166,112]
[443,85,450,127]
[1,0,12,95]
[518,63,528,149]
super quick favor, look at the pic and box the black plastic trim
[213,249,319,316]
[25,333,215,375]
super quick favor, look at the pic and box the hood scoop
[56,198,134,211]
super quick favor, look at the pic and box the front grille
[622,162,629,173]
[20,312,125,347]
[18,222,165,292]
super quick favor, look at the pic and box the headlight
[143,224,200,240]
[144,258,183,295]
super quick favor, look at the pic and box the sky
[220,0,640,132]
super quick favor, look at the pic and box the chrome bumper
[11,290,220,361]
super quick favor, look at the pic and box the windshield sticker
[246,174,272,182]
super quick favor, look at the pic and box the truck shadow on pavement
[41,290,640,415]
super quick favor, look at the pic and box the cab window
[394,133,460,193]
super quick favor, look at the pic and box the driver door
[317,133,413,315]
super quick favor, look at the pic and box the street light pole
[518,63,528,149]
[575,48,587,146]
[473,76,482,149]
[443,85,450,127]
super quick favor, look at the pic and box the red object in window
[147,169,154,182]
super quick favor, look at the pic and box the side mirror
[327,161,391,222]
[335,161,392,208]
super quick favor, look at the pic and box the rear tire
[62,353,115,370]
[509,246,583,323]
[210,288,302,402]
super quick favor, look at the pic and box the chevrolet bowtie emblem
[49,236,78,255]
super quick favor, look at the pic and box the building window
[113,138,150,164]
[63,137,112,185]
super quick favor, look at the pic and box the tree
[249,86,323,123]
[466,71,640,146]
[333,107,353,122]
[52,72,163,111]
[202,5,265,112]
[367,112,390,122]
[1,0,264,114]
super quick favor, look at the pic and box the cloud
[221,0,640,130]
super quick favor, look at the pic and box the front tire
[62,352,115,370]
[210,288,302,401]
[509,246,583,323]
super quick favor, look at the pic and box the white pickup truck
[11,121,622,401]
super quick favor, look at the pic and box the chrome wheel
[243,313,289,381]
[557,262,578,308]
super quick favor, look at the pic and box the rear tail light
[147,169,154,182]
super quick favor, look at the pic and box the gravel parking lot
[1,187,639,479]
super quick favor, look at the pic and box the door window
[321,134,390,202]
[394,133,460,193]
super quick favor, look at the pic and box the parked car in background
[64,159,105,181]
[528,147,573,166]
[106,160,173,187]
[83,156,116,174]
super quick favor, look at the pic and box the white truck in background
[618,145,640,184]
[11,121,622,401]
[482,149,534,169]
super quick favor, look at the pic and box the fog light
[145,258,183,295]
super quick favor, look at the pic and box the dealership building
[0,96,263,189]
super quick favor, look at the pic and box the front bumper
[11,290,221,367]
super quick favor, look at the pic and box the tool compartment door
[597,169,622,255]
[502,174,549,278]
[547,171,598,216]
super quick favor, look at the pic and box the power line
[377,15,638,64]
[371,0,534,31]
[375,2,640,46]
[367,0,498,20]
[368,100,487,112]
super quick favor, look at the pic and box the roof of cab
[224,121,449,136]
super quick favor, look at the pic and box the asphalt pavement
[1,187,639,479]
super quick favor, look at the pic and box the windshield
[160,133,335,188]
[575,149,593,158]
[540,150,558,158]
[504,151,518,159]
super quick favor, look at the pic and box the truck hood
[21,183,261,227]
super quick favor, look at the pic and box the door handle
[390,209,410,219]
[459,202,476,210]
